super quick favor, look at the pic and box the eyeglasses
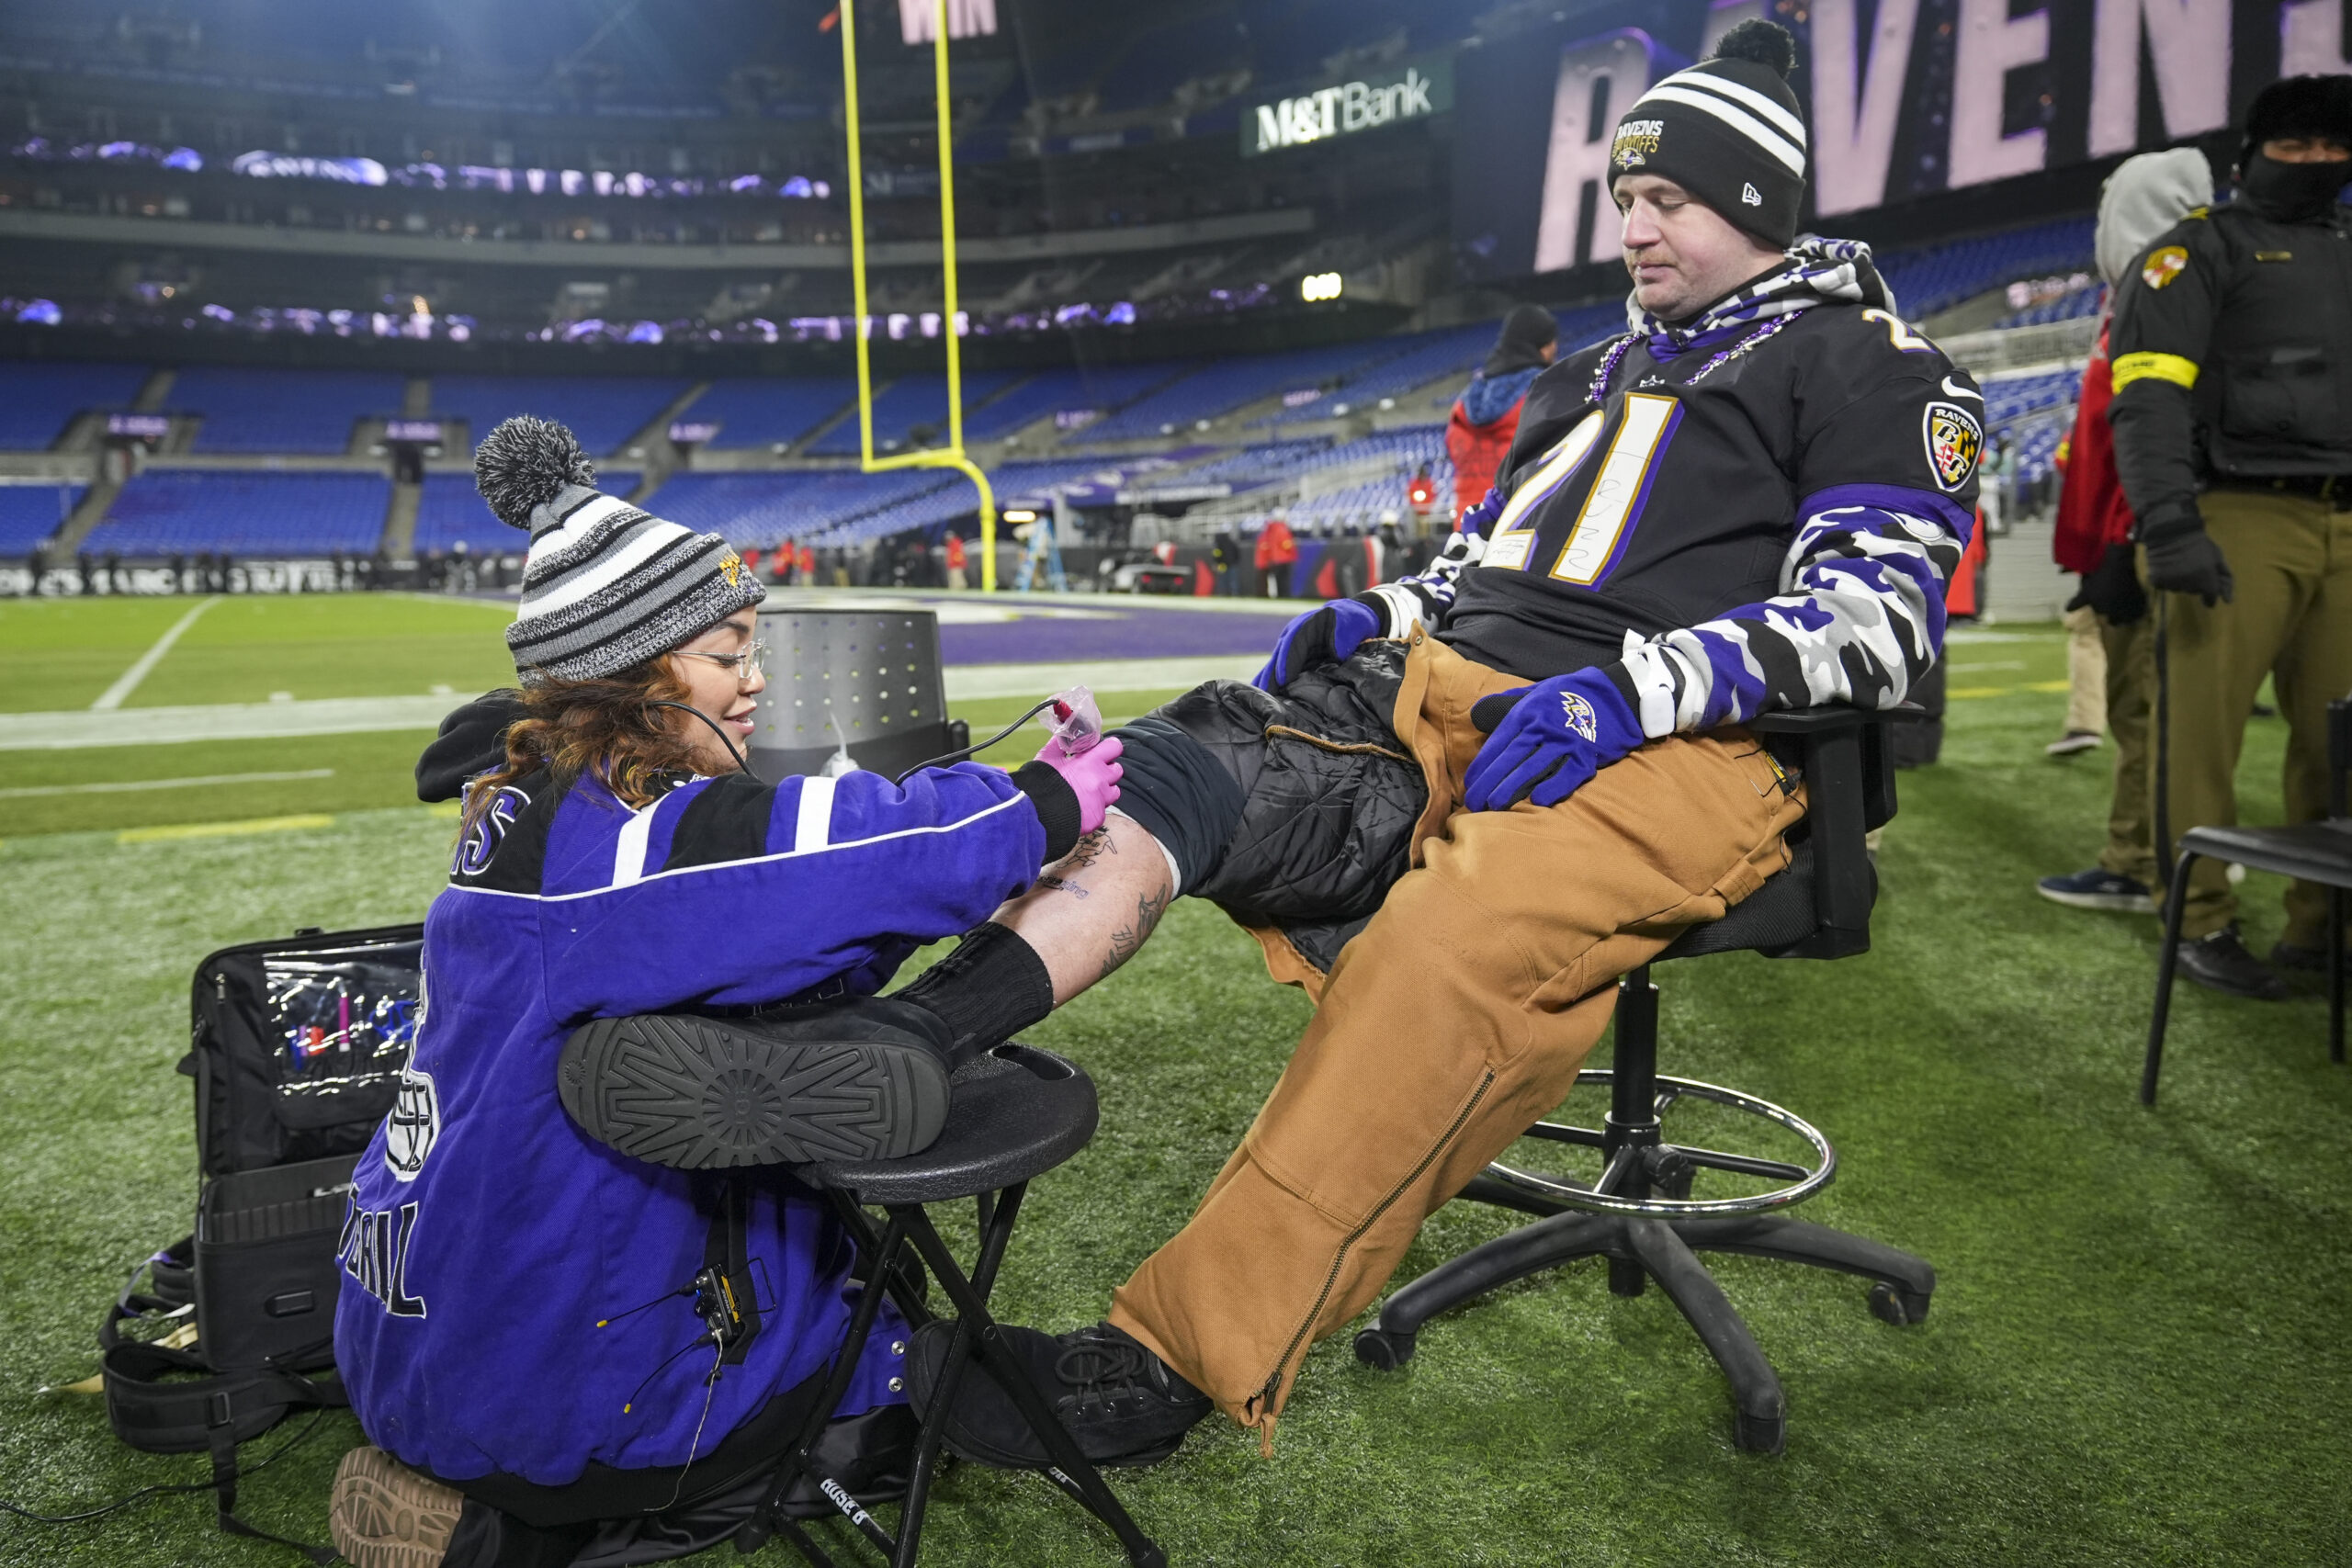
[674,639,766,684]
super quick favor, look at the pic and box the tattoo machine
[1046,685,1102,758]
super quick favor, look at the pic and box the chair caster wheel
[1868,1280,1930,1325]
[1353,1326,1415,1370]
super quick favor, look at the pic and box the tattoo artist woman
[327,416,1125,1568]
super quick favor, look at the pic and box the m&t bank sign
[1242,55,1453,157]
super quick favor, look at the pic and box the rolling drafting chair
[733,1044,1166,1568]
[2142,696,2352,1105]
[1353,706,1935,1455]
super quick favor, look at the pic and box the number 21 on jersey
[1483,392,1682,585]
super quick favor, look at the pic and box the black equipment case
[99,923,424,1554]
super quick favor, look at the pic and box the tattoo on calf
[1037,826,1116,899]
[1099,886,1171,981]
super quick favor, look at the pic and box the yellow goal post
[835,0,1000,590]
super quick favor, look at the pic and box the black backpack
[99,923,424,1559]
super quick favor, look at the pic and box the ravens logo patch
[2142,245,2188,289]
[1922,400,1984,493]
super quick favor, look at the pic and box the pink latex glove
[1032,734,1123,839]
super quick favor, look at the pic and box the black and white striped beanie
[1610,20,1806,249]
[476,414,765,685]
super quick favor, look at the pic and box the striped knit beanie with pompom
[476,414,765,684]
[1610,19,1807,249]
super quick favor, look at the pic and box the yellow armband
[2110,352,2199,391]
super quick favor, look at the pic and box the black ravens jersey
[1439,298,1983,683]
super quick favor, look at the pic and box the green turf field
[2,600,2345,1567]
[0,594,1185,836]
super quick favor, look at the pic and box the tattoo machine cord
[892,687,1102,784]
[0,1407,332,1526]
[890,698,1057,784]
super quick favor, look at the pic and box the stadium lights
[1301,272,1344,302]
[1002,508,1038,524]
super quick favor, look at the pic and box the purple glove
[1031,734,1123,839]
[1252,599,1381,693]
[1463,669,1645,811]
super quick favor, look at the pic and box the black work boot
[906,1320,1211,1469]
[559,998,952,1168]
[2175,926,2293,1001]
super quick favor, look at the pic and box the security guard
[2109,74,2352,998]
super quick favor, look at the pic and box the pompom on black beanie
[1609,20,1807,249]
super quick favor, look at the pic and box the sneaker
[2176,926,2293,1001]
[906,1320,1211,1471]
[330,1447,463,1568]
[558,998,952,1168]
[2045,730,2102,757]
[2036,868,2155,913]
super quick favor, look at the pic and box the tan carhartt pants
[1108,631,1806,1446]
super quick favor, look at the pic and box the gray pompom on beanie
[476,414,765,685]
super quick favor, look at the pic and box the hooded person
[1444,303,1556,518]
[2038,146,2210,900]
[327,416,1125,1568]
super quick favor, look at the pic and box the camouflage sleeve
[1603,487,1968,736]
[1351,488,1500,637]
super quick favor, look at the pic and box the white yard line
[0,656,1265,750]
[0,769,333,799]
[90,596,221,711]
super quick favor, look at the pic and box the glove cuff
[1011,761,1082,863]
[2135,499,2206,544]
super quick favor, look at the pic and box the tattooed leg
[989,811,1179,1004]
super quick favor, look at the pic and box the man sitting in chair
[618,21,1978,1469]
[867,20,1982,1468]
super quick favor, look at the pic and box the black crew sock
[894,921,1057,1069]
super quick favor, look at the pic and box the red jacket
[2052,319,2132,575]
[1446,397,1523,518]
[1255,519,1297,569]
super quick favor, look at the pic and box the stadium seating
[1074,340,1409,444]
[0,362,149,450]
[430,376,693,456]
[1261,325,1489,425]
[1996,284,2108,330]
[639,468,956,548]
[0,481,86,554]
[1984,368,2083,427]
[1981,366,2086,492]
[803,371,1023,457]
[964,365,1184,442]
[1873,216,2098,319]
[685,378,857,450]
[83,470,390,557]
[174,367,406,456]
[410,470,641,555]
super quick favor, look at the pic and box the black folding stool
[734,1043,1165,1568]
[1353,707,1936,1455]
[2142,695,2352,1104]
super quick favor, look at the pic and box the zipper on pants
[1249,1069,1497,1450]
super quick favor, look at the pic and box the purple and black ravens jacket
[336,761,1048,1486]
[1359,243,1979,735]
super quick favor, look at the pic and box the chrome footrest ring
[1482,1068,1837,1218]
